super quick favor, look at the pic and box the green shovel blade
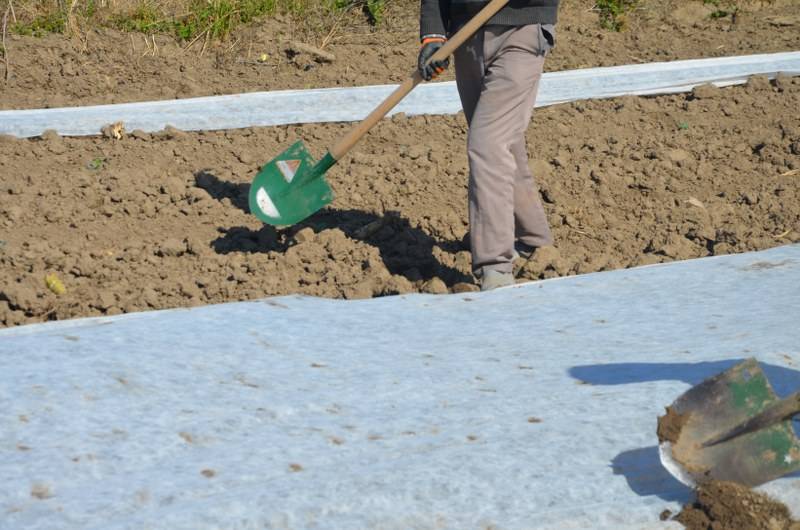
[249,141,336,226]
[663,358,800,487]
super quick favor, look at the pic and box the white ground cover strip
[1,51,799,138]
[1,245,799,530]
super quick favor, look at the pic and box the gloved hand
[417,36,450,81]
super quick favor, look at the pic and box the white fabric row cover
[0,51,798,138]
[1,244,798,529]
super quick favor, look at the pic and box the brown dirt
[676,480,800,530]
[657,406,689,444]
[2,75,799,327]
[1,0,799,109]
[1,1,800,328]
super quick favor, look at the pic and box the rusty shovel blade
[658,358,800,488]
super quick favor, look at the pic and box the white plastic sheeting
[1,245,799,530]
[1,51,799,138]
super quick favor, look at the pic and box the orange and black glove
[417,36,450,81]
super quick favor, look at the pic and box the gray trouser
[454,24,554,276]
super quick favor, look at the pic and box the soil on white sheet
[657,406,689,444]
[675,480,800,530]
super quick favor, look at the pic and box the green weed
[596,0,638,31]
[239,0,278,23]
[703,0,737,19]
[365,0,384,24]
[113,0,374,41]
[86,157,105,170]
[9,0,97,37]
[113,2,169,34]
[334,0,384,25]
[12,11,67,36]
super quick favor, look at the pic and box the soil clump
[676,480,800,530]
[657,406,689,444]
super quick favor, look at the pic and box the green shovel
[658,358,800,487]
[248,0,511,226]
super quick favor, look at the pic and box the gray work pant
[454,23,554,276]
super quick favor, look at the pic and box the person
[418,0,559,290]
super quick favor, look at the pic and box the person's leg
[461,24,549,277]
[513,24,555,252]
[512,138,553,250]
[453,28,485,126]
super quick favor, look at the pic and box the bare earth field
[1,0,799,328]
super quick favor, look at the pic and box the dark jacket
[420,0,559,39]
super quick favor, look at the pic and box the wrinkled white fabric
[1,245,799,529]
[0,51,798,138]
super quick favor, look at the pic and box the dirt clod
[284,41,336,63]
[422,277,448,295]
[30,484,53,500]
[676,480,800,530]
[101,122,125,140]
[657,406,689,444]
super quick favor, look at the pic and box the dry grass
[5,0,782,43]
[2,0,13,81]
[7,0,396,41]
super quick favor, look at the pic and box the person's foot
[480,270,515,291]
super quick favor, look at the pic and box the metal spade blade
[248,141,335,226]
[658,358,800,487]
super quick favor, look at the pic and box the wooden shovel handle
[328,0,511,161]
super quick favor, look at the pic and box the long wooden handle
[328,0,511,161]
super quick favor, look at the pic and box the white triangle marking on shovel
[256,187,281,219]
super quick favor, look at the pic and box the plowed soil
[1,0,800,327]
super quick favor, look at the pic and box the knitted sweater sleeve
[420,0,449,39]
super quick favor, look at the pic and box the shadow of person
[195,170,471,285]
[611,446,693,503]
[569,359,800,398]
[195,170,250,212]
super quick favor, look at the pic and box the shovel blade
[249,141,335,226]
[660,358,800,487]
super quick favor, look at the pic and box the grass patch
[12,8,67,36]
[113,0,306,41]
[338,0,384,25]
[595,0,638,31]
[703,0,739,19]
[9,0,387,42]
[703,0,776,20]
